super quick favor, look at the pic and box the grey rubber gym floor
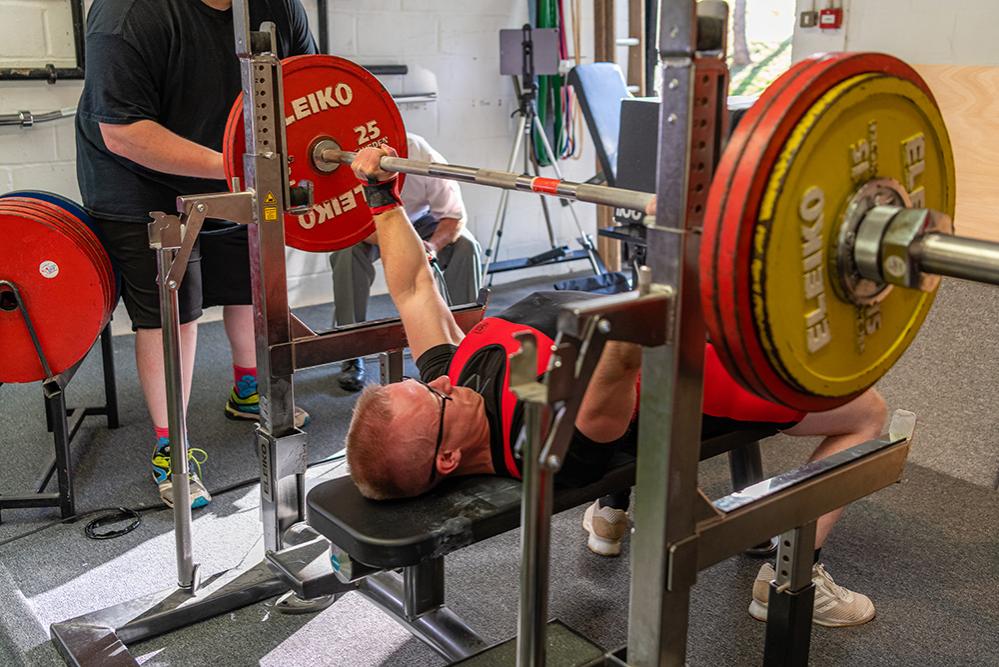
[1,275,997,666]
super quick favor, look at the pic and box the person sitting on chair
[330,133,483,392]
[344,144,887,629]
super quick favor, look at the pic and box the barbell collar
[853,205,902,284]
[316,148,654,212]
[856,206,999,289]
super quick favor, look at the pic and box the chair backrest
[567,62,631,186]
[612,95,760,227]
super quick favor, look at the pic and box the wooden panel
[594,0,621,271]
[593,0,616,61]
[915,65,999,242]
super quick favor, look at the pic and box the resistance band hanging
[532,0,565,166]
[556,0,580,159]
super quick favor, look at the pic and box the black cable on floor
[84,507,143,540]
[0,502,161,549]
[0,451,347,549]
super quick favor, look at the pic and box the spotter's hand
[351,144,398,184]
[645,196,656,216]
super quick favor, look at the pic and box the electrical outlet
[800,10,819,28]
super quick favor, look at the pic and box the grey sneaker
[581,501,629,556]
[749,562,876,627]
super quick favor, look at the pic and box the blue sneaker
[152,437,212,509]
[224,374,311,428]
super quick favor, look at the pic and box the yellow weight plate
[753,73,956,398]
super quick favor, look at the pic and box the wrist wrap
[362,178,402,215]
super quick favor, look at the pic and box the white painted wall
[0,0,599,332]
[0,0,76,68]
[793,0,999,65]
[790,0,846,61]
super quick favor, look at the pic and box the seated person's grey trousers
[330,213,483,326]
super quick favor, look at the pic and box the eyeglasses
[405,377,453,485]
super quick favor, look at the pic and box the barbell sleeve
[319,147,654,213]
[912,233,999,287]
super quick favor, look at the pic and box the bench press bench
[308,428,774,569]
[269,426,776,662]
[262,291,782,662]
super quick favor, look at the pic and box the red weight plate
[723,54,934,410]
[702,55,856,404]
[0,191,123,306]
[701,56,822,404]
[221,53,314,188]
[709,55,852,409]
[704,54,847,408]
[0,204,113,332]
[0,206,114,326]
[712,54,871,410]
[705,54,867,408]
[0,197,115,287]
[712,52,933,411]
[0,200,112,306]
[0,211,109,383]
[1,200,115,319]
[0,200,115,316]
[223,55,408,252]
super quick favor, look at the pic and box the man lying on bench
[345,145,887,628]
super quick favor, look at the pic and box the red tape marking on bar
[530,177,561,195]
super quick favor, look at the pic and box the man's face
[386,377,485,483]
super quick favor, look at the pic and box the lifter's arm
[100,120,225,180]
[575,341,643,443]
[351,146,464,358]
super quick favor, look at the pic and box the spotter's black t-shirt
[76,0,316,222]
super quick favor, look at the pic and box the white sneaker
[581,501,629,557]
[749,562,876,627]
[157,472,212,510]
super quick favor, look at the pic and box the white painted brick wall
[0,0,76,67]
[0,1,599,332]
[0,79,83,201]
[793,0,999,65]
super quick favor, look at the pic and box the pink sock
[154,425,169,441]
[233,365,257,386]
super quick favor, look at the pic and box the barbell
[312,143,653,214]
[230,53,999,409]
[222,55,653,251]
[0,53,999,411]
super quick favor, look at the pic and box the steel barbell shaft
[912,233,999,287]
[319,147,654,212]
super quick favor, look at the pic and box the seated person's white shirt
[401,133,467,222]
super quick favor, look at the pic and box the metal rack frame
[49,2,923,666]
[49,4,487,662]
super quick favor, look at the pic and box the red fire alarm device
[819,7,843,30]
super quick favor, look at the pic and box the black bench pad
[308,429,775,569]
